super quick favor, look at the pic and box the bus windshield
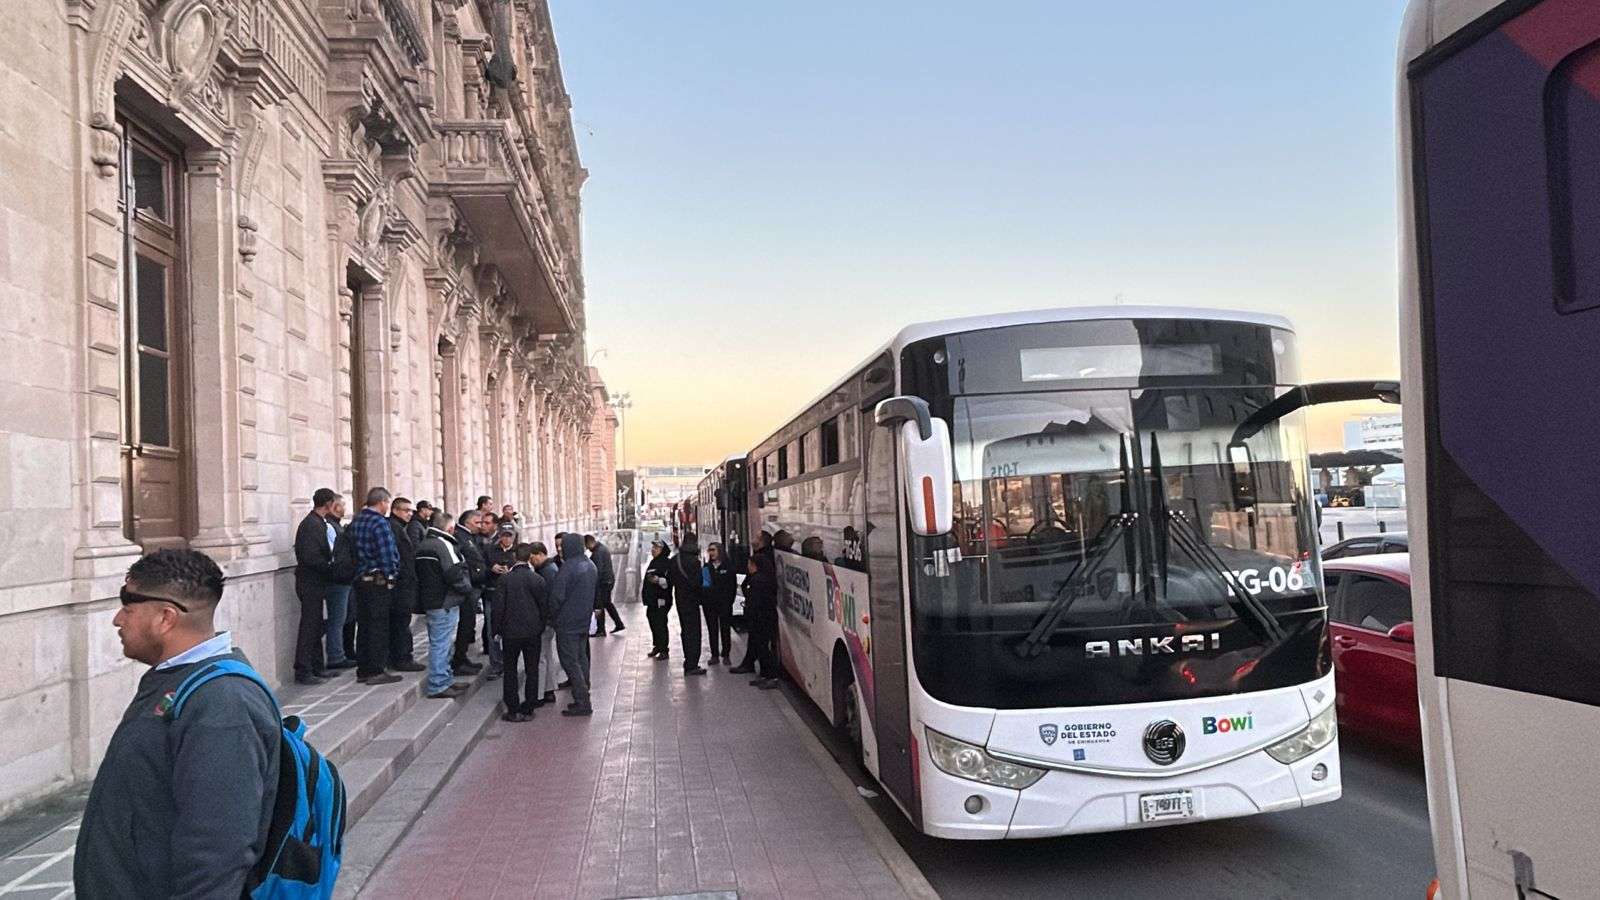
[911,385,1327,709]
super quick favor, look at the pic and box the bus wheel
[833,668,864,766]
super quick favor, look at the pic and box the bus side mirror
[1388,621,1415,643]
[1227,442,1256,508]
[875,396,954,536]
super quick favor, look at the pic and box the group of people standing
[292,487,619,719]
[641,529,783,689]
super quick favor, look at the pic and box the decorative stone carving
[237,214,259,263]
[88,113,122,178]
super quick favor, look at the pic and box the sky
[551,1,1411,467]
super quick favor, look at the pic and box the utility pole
[611,392,632,471]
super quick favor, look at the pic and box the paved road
[787,689,1434,898]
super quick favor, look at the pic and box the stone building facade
[0,0,597,815]
[585,365,617,525]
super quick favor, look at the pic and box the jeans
[646,605,671,655]
[355,578,394,677]
[501,636,541,712]
[294,581,326,678]
[538,628,563,695]
[324,585,351,665]
[676,600,702,669]
[424,607,459,695]
[555,631,591,710]
[481,595,503,670]
[594,581,622,634]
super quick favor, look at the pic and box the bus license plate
[1140,790,1195,822]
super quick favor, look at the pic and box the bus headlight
[1265,705,1338,764]
[924,727,1046,790]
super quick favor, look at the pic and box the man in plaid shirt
[352,486,407,684]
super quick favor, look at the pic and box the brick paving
[360,598,912,900]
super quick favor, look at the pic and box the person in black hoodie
[495,543,552,721]
[386,497,424,672]
[451,510,488,675]
[730,531,774,675]
[743,551,781,689]
[703,542,736,665]
[642,537,674,660]
[667,535,708,675]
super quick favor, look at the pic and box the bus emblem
[1039,724,1058,746]
[1143,720,1186,765]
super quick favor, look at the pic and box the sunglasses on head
[120,585,191,614]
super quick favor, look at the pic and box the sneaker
[393,660,426,673]
[358,673,402,686]
[646,650,660,659]
[729,664,755,675]
[656,653,670,662]
[428,685,467,699]
[294,674,328,686]
[561,707,593,717]
[756,678,780,690]
[685,667,708,676]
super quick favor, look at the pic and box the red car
[1322,553,1419,749]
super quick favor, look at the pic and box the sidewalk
[356,585,928,898]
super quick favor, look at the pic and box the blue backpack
[169,658,347,900]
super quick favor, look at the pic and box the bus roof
[752,305,1295,461]
[886,305,1294,354]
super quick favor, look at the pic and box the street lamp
[610,392,632,471]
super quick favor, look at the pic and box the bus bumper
[920,738,1342,840]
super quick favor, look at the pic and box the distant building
[586,368,619,524]
[637,464,712,515]
[1343,414,1404,452]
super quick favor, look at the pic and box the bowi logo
[1201,714,1254,735]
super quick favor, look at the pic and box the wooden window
[120,120,189,549]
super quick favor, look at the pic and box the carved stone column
[186,148,248,555]
[352,283,394,497]
[438,340,464,513]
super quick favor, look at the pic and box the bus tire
[832,648,863,766]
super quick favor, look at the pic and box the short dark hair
[458,509,479,527]
[583,533,596,545]
[416,500,434,511]
[127,549,225,608]
[393,496,412,509]
[312,488,338,509]
[513,542,534,562]
[529,541,548,556]
[476,495,492,509]
[554,532,566,542]
[365,487,391,506]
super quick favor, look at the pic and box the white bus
[744,307,1396,838]
[1400,2,1600,896]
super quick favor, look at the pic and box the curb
[770,692,940,900]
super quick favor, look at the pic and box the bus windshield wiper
[1016,438,1139,659]
[1165,510,1287,644]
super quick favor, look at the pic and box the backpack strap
[169,658,279,721]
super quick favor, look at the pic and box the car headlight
[1265,704,1338,764]
[924,727,1046,790]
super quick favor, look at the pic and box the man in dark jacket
[743,552,781,690]
[75,549,280,899]
[585,534,624,635]
[667,537,708,676]
[495,543,552,721]
[482,524,518,679]
[406,500,431,546]
[292,487,339,685]
[451,510,488,675]
[731,531,774,675]
[387,497,424,673]
[551,532,598,715]
[414,515,471,699]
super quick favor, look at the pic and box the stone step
[337,671,492,823]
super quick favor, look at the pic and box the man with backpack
[74,550,294,897]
